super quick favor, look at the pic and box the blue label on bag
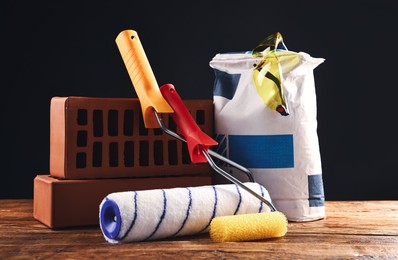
[213,69,241,100]
[216,134,294,168]
[308,174,325,207]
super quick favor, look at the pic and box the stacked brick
[33,96,214,228]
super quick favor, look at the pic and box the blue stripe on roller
[308,175,325,207]
[213,69,241,100]
[258,184,265,213]
[229,135,294,168]
[119,191,138,240]
[144,189,167,241]
[171,188,192,237]
[233,184,242,215]
[198,186,218,233]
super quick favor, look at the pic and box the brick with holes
[50,96,214,180]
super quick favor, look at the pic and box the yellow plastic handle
[115,30,173,128]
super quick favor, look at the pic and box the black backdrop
[3,1,397,199]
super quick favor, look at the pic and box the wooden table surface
[1,200,397,259]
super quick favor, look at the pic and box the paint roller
[158,84,288,242]
[100,182,277,243]
[102,29,288,242]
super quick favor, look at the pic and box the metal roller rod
[201,147,276,212]
[206,150,255,182]
[153,109,254,182]
[153,109,276,211]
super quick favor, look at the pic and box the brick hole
[77,130,87,147]
[77,109,87,125]
[123,110,134,136]
[196,110,205,125]
[139,113,148,136]
[76,152,86,168]
[154,140,164,165]
[93,142,102,167]
[168,140,178,165]
[139,141,149,166]
[154,128,163,135]
[168,116,177,132]
[108,110,118,136]
[182,143,191,164]
[93,110,103,137]
[109,142,118,167]
[124,141,134,167]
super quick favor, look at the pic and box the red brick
[50,96,214,179]
[33,174,211,228]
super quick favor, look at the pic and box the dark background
[2,1,397,199]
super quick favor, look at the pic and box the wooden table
[1,200,397,259]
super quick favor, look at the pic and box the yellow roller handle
[115,30,173,128]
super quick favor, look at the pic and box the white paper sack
[210,51,325,221]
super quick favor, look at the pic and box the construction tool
[108,29,289,242]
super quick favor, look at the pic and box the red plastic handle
[160,84,218,163]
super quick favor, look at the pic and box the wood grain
[1,200,398,259]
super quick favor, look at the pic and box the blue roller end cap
[100,199,122,240]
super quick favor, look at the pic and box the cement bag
[209,32,325,221]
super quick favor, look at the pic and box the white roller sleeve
[99,182,272,243]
